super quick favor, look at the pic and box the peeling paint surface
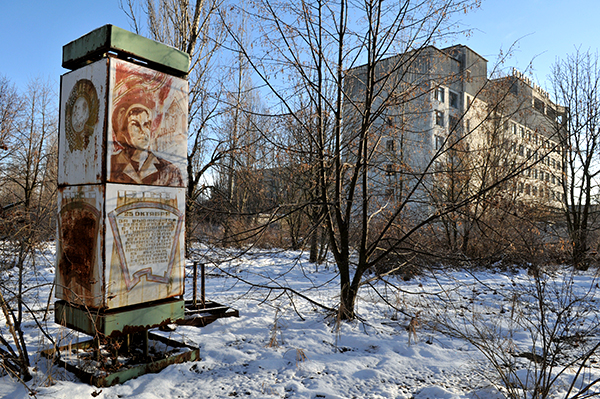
[107,58,188,187]
[56,185,105,308]
[58,59,107,186]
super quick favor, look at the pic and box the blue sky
[0,1,130,91]
[457,0,600,88]
[1,1,598,93]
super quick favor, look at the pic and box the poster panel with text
[104,184,185,308]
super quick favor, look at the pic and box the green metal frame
[41,332,200,387]
[62,24,190,77]
[55,299,184,338]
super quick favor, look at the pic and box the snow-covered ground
[1,244,600,399]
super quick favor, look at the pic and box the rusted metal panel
[56,185,105,309]
[59,57,189,187]
[58,59,108,186]
[104,184,185,309]
[62,25,190,78]
[106,58,188,188]
[56,184,185,311]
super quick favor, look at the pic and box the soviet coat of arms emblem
[65,79,99,151]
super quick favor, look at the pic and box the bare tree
[427,70,556,265]
[222,0,496,320]
[551,49,600,270]
[120,0,230,242]
[0,77,57,382]
[433,268,600,399]
[0,77,20,157]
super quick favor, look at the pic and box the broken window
[385,163,396,176]
[449,91,459,108]
[435,87,445,102]
[435,135,445,150]
[386,139,395,152]
[435,110,444,127]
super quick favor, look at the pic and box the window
[534,98,545,113]
[511,123,517,135]
[435,110,444,127]
[386,164,396,176]
[435,87,445,102]
[386,139,395,152]
[519,126,524,137]
[449,91,459,108]
[518,144,524,156]
[552,175,556,184]
[466,96,472,109]
[435,135,444,150]
[450,115,459,132]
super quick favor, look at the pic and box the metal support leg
[143,330,149,358]
[193,261,198,308]
[201,262,205,308]
[94,336,101,361]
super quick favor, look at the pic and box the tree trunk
[309,219,320,263]
[572,229,589,271]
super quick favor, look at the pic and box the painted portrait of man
[109,60,187,187]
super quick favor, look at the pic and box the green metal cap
[62,25,190,78]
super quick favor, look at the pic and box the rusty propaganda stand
[43,25,198,387]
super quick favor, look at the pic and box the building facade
[343,44,566,211]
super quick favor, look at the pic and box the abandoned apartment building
[343,44,567,210]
